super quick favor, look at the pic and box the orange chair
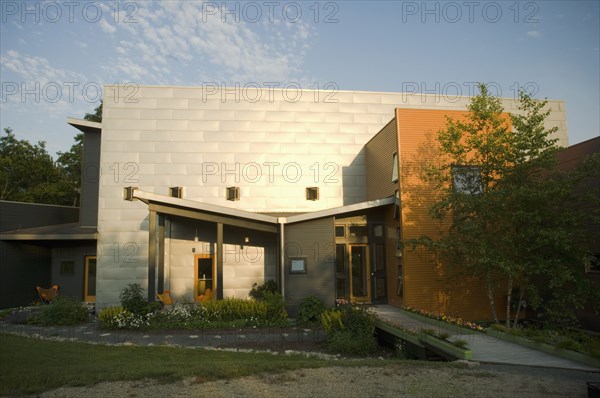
[198,288,212,303]
[156,290,175,307]
[36,285,60,304]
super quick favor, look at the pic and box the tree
[0,127,69,204]
[84,100,102,123]
[1,101,102,206]
[413,84,599,327]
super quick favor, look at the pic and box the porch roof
[66,118,101,134]
[132,189,394,228]
[0,222,98,240]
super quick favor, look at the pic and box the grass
[0,333,424,396]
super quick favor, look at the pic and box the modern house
[0,85,570,320]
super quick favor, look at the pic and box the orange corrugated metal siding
[395,108,507,321]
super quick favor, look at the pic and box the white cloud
[527,30,542,39]
[99,19,117,34]
[95,1,314,85]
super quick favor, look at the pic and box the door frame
[349,244,371,303]
[84,255,97,303]
[194,254,215,301]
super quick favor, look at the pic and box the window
[306,187,319,201]
[393,190,400,220]
[289,256,307,274]
[169,186,183,198]
[335,226,345,238]
[348,225,368,237]
[373,225,383,238]
[395,227,402,257]
[452,165,482,195]
[60,260,75,276]
[392,153,399,183]
[226,186,240,201]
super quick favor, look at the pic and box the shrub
[452,339,469,349]
[298,296,325,325]
[119,283,160,315]
[321,308,343,334]
[249,280,278,300]
[261,292,288,326]
[29,297,89,326]
[98,306,130,329]
[321,305,378,355]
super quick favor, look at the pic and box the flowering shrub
[98,297,288,330]
[402,306,486,332]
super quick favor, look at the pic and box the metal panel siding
[365,118,398,201]
[284,217,335,314]
[80,132,101,227]
[51,243,97,300]
[397,109,506,321]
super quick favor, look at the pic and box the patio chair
[36,285,60,304]
[156,290,175,307]
[199,288,212,303]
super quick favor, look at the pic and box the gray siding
[365,117,399,201]
[51,243,97,300]
[284,217,335,315]
[79,131,101,227]
[0,241,50,308]
[0,201,79,232]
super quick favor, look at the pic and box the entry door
[194,254,215,301]
[84,256,97,302]
[371,243,387,303]
[349,245,370,302]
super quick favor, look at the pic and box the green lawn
[0,333,406,396]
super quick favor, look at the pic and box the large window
[452,165,482,195]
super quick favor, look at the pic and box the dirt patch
[36,364,588,398]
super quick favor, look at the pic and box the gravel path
[35,363,596,398]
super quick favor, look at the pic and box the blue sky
[1,0,598,156]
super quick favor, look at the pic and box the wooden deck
[372,305,599,371]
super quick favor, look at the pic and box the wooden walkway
[372,305,599,371]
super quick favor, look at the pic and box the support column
[148,210,157,301]
[157,214,165,293]
[216,222,223,299]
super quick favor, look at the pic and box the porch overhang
[132,190,278,233]
[0,222,98,241]
[67,118,102,134]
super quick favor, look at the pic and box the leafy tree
[84,100,102,123]
[0,127,69,204]
[56,133,83,207]
[1,101,102,206]
[412,84,599,327]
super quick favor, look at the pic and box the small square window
[289,257,307,274]
[306,187,319,201]
[373,225,383,237]
[123,186,138,201]
[60,260,75,276]
[226,186,240,201]
[169,186,183,198]
[335,226,345,238]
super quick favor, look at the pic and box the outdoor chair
[197,288,212,303]
[36,285,60,304]
[156,290,175,307]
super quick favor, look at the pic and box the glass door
[349,245,370,302]
[84,256,96,302]
[194,254,214,301]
